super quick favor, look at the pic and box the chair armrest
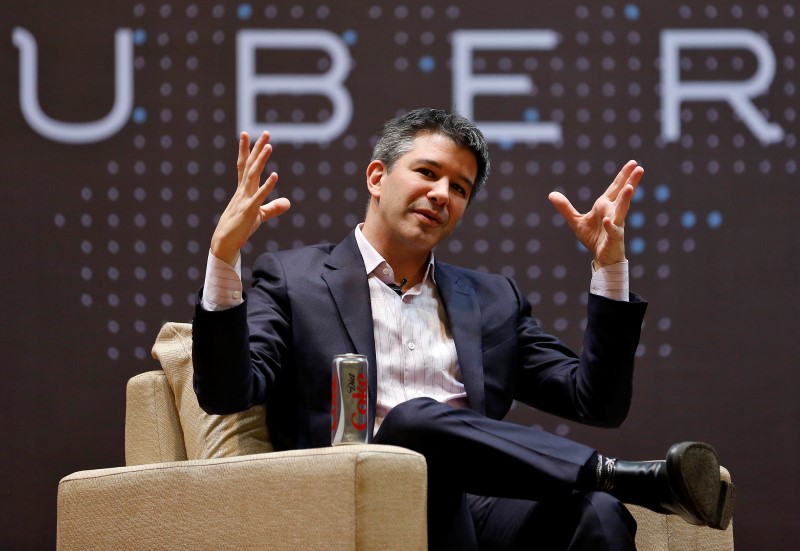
[125,370,186,465]
[57,445,428,551]
[627,467,734,551]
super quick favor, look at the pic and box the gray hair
[370,108,491,198]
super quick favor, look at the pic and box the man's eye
[451,183,466,196]
[418,168,433,177]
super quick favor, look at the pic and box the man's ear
[366,160,385,198]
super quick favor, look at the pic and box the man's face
[365,132,478,255]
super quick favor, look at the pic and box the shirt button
[407,342,416,350]
[232,291,241,299]
[382,268,390,275]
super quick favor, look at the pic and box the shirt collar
[354,224,437,285]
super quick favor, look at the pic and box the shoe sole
[667,442,736,530]
[713,479,736,530]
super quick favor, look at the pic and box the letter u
[12,27,134,144]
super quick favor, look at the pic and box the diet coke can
[331,354,369,445]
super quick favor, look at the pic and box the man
[192,108,734,550]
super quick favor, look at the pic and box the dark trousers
[373,397,637,551]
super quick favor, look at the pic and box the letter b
[236,30,353,143]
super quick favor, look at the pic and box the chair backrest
[125,322,272,466]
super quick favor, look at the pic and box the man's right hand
[210,131,291,266]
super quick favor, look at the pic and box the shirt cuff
[589,260,629,302]
[201,250,244,311]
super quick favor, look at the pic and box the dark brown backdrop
[2,1,798,549]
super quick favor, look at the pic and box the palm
[548,160,643,267]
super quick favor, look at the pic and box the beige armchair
[57,322,735,550]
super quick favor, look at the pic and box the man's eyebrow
[413,158,475,189]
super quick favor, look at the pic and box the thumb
[548,191,579,221]
[260,197,291,220]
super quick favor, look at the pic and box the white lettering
[451,30,561,143]
[661,29,784,144]
[12,27,134,144]
[236,30,353,143]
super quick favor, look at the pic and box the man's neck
[383,252,429,287]
[358,224,430,286]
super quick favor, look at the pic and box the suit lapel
[321,232,379,439]
[435,263,486,415]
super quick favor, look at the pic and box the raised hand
[548,160,644,268]
[210,131,291,266]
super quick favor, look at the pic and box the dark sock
[577,452,618,492]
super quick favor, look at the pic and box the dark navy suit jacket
[192,231,647,452]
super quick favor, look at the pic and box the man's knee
[374,397,444,447]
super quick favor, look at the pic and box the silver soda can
[331,354,369,445]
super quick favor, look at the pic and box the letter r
[661,29,784,144]
[236,30,353,143]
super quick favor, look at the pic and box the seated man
[192,108,735,551]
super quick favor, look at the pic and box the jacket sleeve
[513,278,648,428]
[192,252,291,415]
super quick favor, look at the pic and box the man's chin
[400,228,445,251]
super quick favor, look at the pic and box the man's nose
[427,178,450,205]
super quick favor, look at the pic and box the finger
[252,173,289,220]
[624,165,644,194]
[251,171,280,206]
[609,166,644,224]
[605,160,638,199]
[242,131,271,188]
[243,134,273,193]
[602,215,625,242]
[611,183,635,226]
[236,132,250,186]
[608,160,637,195]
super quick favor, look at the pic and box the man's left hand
[548,160,644,268]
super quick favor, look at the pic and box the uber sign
[13,26,785,145]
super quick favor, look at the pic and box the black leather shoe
[609,442,736,530]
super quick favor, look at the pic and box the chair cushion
[151,321,272,459]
